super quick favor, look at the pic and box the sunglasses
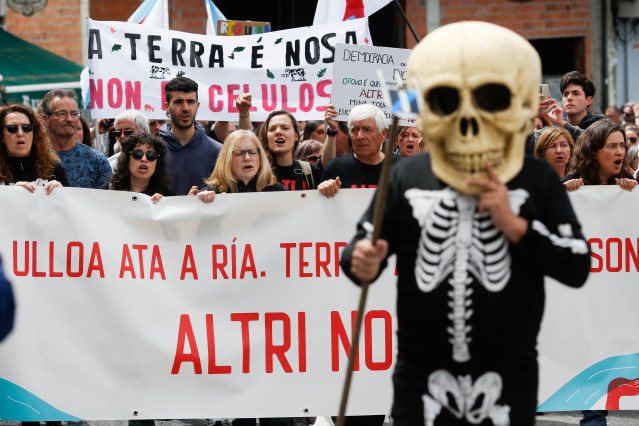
[630,137,638,144]
[306,155,321,162]
[131,149,159,161]
[4,124,34,134]
[113,129,135,138]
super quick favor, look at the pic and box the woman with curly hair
[535,127,574,180]
[109,132,170,203]
[562,119,637,192]
[0,104,67,194]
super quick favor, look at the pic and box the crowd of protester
[2,69,639,426]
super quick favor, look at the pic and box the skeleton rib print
[406,187,529,363]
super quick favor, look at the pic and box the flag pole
[336,115,400,426]
[393,0,420,43]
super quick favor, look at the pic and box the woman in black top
[193,130,285,203]
[0,104,67,193]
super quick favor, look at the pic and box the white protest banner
[331,43,415,125]
[537,186,639,412]
[0,187,396,421]
[0,186,638,421]
[86,19,368,121]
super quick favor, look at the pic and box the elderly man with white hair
[108,109,151,171]
[319,104,400,192]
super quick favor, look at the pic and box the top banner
[86,18,368,121]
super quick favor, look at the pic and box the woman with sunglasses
[109,132,170,203]
[0,104,68,194]
[193,130,285,203]
[294,139,323,166]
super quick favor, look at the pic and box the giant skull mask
[407,21,541,194]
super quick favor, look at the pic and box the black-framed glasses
[630,137,638,144]
[4,124,34,134]
[131,149,159,161]
[49,110,81,119]
[306,155,321,162]
[113,129,135,138]
[233,148,260,158]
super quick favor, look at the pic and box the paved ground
[4,412,639,425]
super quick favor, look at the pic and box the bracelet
[326,127,338,136]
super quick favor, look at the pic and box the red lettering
[265,312,293,373]
[206,314,231,374]
[227,84,240,113]
[208,85,223,112]
[298,312,307,373]
[261,84,277,111]
[589,238,602,272]
[132,244,148,279]
[606,238,622,272]
[625,238,639,272]
[107,78,123,109]
[120,244,135,278]
[281,85,296,112]
[32,241,45,277]
[90,79,103,109]
[240,244,257,279]
[66,242,83,278]
[124,81,141,110]
[299,242,312,278]
[87,242,105,278]
[49,241,63,277]
[364,310,393,371]
[334,242,347,277]
[330,311,359,372]
[280,242,296,278]
[231,313,259,373]
[150,245,165,280]
[181,245,198,280]
[171,314,202,374]
[12,241,28,277]
[315,242,331,277]
[315,79,331,112]
[299,83,314,112]
[212,244,228,279]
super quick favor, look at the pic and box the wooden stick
[336,115,400,426]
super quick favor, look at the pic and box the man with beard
[42,89,112,188]
[160,76,223,195]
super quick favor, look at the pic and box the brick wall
[5,0,84,64]
[404,0,594,78]
[4,0,211,65]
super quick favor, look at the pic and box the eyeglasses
[233,148,260,158]
[131,149,159,161]
[49,110,81,119]
[113,129,135,138]
[306,155,321,162]
[4,124,34,134]
[630,137,638,144]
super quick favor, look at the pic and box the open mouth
[139,165,148,172]
[275,138,285,146]
[406,143,414,151]
[614,159,622,166]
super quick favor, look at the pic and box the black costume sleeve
[509,160,590,287]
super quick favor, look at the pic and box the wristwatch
[326,127,338,136]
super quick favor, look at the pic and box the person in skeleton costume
[341,22,591,426]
